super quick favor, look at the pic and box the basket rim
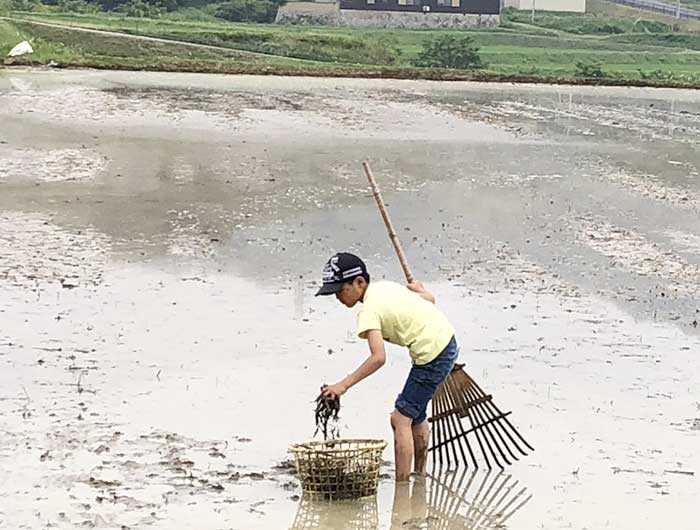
[289,438,387,454]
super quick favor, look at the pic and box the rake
[362,161,533,469]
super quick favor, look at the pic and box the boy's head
[315,252,370,307]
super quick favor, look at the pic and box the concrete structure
[276,0,500,28]
[275,1,342,25]
[338,10,499,28]
[503,0,586,12]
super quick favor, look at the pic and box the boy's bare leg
[391,410,414,482]
[412,420,430,475]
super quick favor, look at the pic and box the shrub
[574,60,606,79]
[115,0,165,17]
[413,35,483,70]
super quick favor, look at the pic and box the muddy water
[1,70,699,530]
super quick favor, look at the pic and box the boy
[316,252,458,481]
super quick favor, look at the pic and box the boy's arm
[407,280,435,304]
[322,329,386,399]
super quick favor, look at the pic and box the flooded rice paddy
[1,70,699,530]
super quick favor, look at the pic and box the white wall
[504,0,586,12]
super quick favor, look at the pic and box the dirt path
[0,16,305,62]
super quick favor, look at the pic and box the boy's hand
[407,281,426,293]
[322,382,347,400]
[407,281,436,304]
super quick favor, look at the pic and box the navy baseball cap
[315,253,369,296]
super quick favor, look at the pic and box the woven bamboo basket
[289,439,387,500]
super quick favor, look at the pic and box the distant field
[2,6,700,87]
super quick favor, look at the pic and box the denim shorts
[395,336,459,426]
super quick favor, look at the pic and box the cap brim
[315,282,344,296]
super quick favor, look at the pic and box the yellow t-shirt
[357,280,455,365]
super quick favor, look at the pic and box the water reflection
[290,495,379,530]
[290,470,531,530]
[404,470,532,530]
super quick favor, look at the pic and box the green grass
[504,7,673,34]
[3,7,700,88]
[1,18,78,61]
[3,18,323,70]
[588,0,700,32]
[610,32,700,51]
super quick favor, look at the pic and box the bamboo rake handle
[362,161,415,284]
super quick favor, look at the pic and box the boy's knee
[390,410,412,431]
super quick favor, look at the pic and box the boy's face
[335,277,366,308]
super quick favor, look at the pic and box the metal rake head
[428,364,534,469]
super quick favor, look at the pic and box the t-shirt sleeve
[357,307,381,339]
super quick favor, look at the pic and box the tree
[56,0,102,13]
[413,35,483,71]
[115,0,165,16]
[9,0,42,10]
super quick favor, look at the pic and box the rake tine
[489,401,533,456]
[457,374,518,461]
[438,386,453,467]
[431,392,441,470]
[484,407,527,460]
[462,383,508,469]
[441,376,470,467]
[429,366,533,469]
[458,373,518,465]
[432,385,445,468]
[434,384,447,467]
[469,375,534,453]
[479,396,532,457]
[434,382,450,469]
[469,378,530,458]
[467,380,518,466]
[444,371,478,468]
[463,383,513,467]
[449,373,493,470]
[453,372,501,469]
[438,384,460,467]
